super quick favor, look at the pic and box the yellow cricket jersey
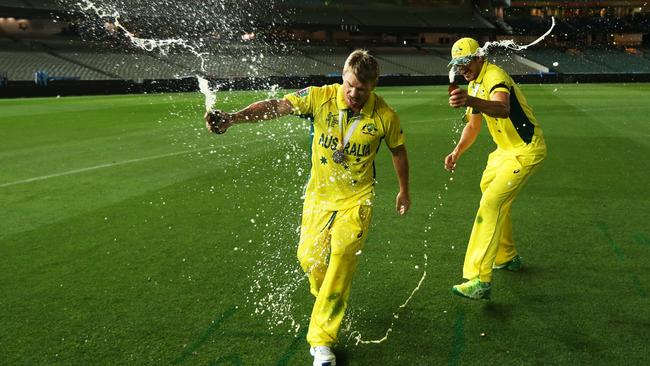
[284,84,405,211]
[466,61,546,158]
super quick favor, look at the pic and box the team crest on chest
[361,123,378,136]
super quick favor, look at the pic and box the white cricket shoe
[310,346,336,366]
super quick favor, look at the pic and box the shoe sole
[492,263,521,271]
[452,287,491,300]
[493,257,522,271]
[313,361,336,366]
[311,349,336,366]
[493,265,521,271]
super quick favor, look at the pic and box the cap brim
[447,56,474,67]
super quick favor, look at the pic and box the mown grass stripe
[448,306,465,366]
[275,327,308,366]
[172,305,239,365]
[595,221,647,297]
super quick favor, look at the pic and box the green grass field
[1,83,649,365]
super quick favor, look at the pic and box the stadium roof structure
[0,0,58,8]
[0,0,495,33]
[0,0,62,17]
[509,0,649,6]
[282,2,495,32]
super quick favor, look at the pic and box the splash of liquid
[76,1,442,343]
[77,0,317,336]
[78,0,210,71]
[450,16,556,80]
[477,17,556,56]
[349,254,428,345]
[198,76,217,112]
[78,0,216,109]
[448,68,456,84]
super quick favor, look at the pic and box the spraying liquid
[79,0,209,67]
[78,0,316,336]
[76,0,465,345]
[476,17,556,57]
[448,68,458,95]
[349,254,428,345]
[198,76,217,113]
[449,17,556,85]
[79,0,216,110]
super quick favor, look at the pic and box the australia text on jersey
[318,133,372,158]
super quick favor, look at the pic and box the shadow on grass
[493,264,543,285]
[334,348,351,366]
[482,301,512,321]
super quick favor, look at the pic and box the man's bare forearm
[453,116,481,158]
[232,99,292,123]
[391,146,410,194]
[466,95,509,119]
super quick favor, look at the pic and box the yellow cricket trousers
[463,149,544,283]
[297,203,372,347]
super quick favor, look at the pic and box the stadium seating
[0,50,106,80]
[523,48,615,74]
[0,38,581,81]
[488,54,541,75]
[522,47,650,74]
[282,2,494,30]
[582,48,650,73]
[6,36,650,81]
[56,51,181,80]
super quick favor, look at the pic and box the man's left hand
[395,191,410,216]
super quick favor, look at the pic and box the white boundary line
[0,137,287,189]
[0,116,472,189]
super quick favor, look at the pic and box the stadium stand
[489,54,541,75]
[300,45,350,74]
[582,48,650,73]
[523,48,616,74]
[1,0,649,97]
[0,37,108,80]
[7,35,650,82]
[520,47,650,74]
[281,1,495,31]
[57,52,181,80]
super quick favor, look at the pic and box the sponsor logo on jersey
[295,87,310,97]
[325,112,338,128]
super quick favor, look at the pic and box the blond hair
[343,49,379,85]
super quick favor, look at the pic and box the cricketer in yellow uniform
[205,51,409,364]
[284,83,405,346]
[446,38,546,299]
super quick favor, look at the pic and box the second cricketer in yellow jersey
[445,38,546,300]
[205,50,410,366]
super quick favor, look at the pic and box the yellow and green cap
[448,37,480,67]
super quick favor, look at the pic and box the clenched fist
[205,110,233,135]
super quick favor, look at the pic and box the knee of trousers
[297,244,326,273]
[328,250,361,273]
[478,196,500,212]
[478,193,513,212]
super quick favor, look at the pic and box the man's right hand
[449,87,470,108]
[444,151,458,172]
[205,110,234,135]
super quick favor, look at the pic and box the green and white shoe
[452,278,491,300]
[493,254,522,271]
